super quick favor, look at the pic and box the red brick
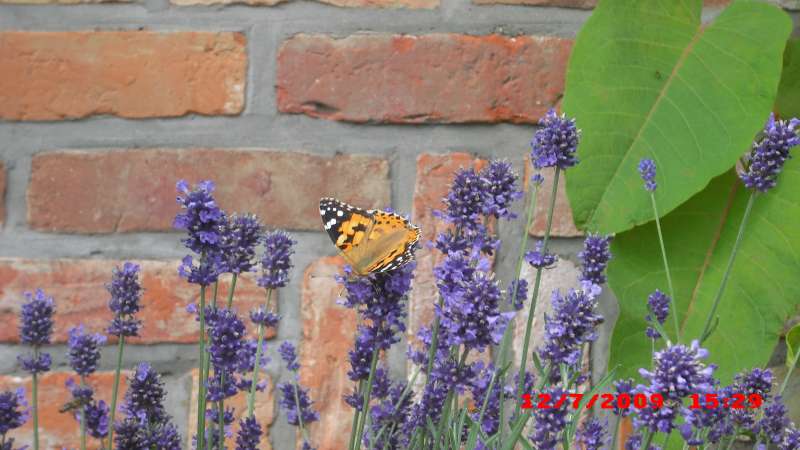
[299,257,357,450]
[0,32,245,121]
[277,34,572,124]
[406,154,485,352]
[1,371,129,449]
[0,161,5,226]
[187,369,274,450]
[27,149,390,233]
[172,0,435,7]
[0,258,276,344]
[525,166,581,237]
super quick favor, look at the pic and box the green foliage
[607,164,800,383]
[776,38,800,119]
[562,0,791,234]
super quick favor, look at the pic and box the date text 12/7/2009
[521,392,764,410]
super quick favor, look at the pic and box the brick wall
[0,1,797,449]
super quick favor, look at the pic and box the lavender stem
[700,192,757,343]
[650,192,680,342]
[247,288,273,417]
[107,335,125,448]
[196,284,208,450]
[516,167,561,408]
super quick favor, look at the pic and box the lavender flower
[250,308,280,329]
[612,378,635,417]
[19,289,55,346]
[18,289,55,374]
[538,288,604,373]
[277,382,320,427]
[525,240,557,269]
[468,363,513,438]
[0,388,27,435]
[123,362,168,423]
[530,109,579,170]
[624,434,661,450]
[235,416,262,450]
[107,262,143,337]
[730,368,774,430]
[576,418,607,450]
[638,158,657,192]
[258,230,296,289]
[645,289,670,339]
[207,308,247,372]
[633,387,679,434]
[739,114,800,192]
[756,397,789,443]
[67,325,106,376]
[679,385,732,445]
[174,180,226,255]
[438,268,510,352]
[279,341,300,372]
[114,418,149,449]
[63,379,109,439]
[340,264,413,381]
[507,278,528,311]
[178,255,220,287]
[530,386,569,450]
[780,426,800,450]
[439,167,485,229]
[220,214,263,274]
[639,340,714,402]
[579,234,613,285]
[479,160,523,220]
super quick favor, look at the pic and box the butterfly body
[319,198,420,275]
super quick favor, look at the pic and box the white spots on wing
[337,210,343,217]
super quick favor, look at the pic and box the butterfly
[319,197,421,276]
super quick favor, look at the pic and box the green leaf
[607,163,800,383]
[562,0,791,234]
[776,38,800,119]
[786,324,800,369]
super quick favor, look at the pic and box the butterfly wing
[319,197,420,275]
[319,197,375,253]
[362,210,421,273]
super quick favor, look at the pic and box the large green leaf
[607,163,800,383]
[776,38,800,119]
[562,0,791,234]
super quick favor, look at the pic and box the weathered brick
[0,161,5,226]
[525,166,582,237]
[0,258,276,344]
[0,32,245,121]
[187,369,274,449]
[406,153,486,350]
[299,257,358,450]
[28,149,389,233]
[511,260,581,371]
[172,0,435,8]
[1,371,129,449]
[277,34,572,124]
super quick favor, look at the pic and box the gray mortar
[0,1,797,447]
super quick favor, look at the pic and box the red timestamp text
[520,392,763,410]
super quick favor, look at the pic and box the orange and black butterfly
[319,198,420,276]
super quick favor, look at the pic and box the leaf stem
[226,274,238,309]
[107,335,125,448]
[650,192,680,342]
[700,192,756,343]
[516,167,561,409]
[247,289,273,417]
